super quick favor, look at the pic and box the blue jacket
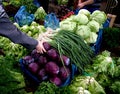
[0,2,38,50]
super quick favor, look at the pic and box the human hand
[78,3,85,8]
[36,40,46,54]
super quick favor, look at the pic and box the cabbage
[85,32,98,44]
[28,62,39,74]
[59,55,70,66]
[43,42,51,51]
[73,14,89,25]
[31,21,39,26]
[50,76,62,86]
[59,67,71,81]
[31,49,41,61]
[78,9,91,18]
[34,7,47,20]
[20,25,29,33]
[47,48,59,60]
[45,61,59,76]
[38,55,47,65]
[87,20,100,33]
[60,20,76,32]
[76,25,91,39]
[37,68,48,81]
[90,10,107,25]
[23,55,34,65]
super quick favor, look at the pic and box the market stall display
[0,0,120,94]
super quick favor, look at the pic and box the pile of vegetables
[0,55,27,94]
[68,76,105,94]
[22,42,72,86]
[84,50,120,94]
[14,21,46,38]
[59,9,107,44]
[37,29,94,73]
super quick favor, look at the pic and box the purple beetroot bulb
[59,66,71,81]
[37,68,48,81]
[38,55,47,65]
[50,76,62,86]
[47,48,59,60]
[60,55,70,66]
[23,55,34,65]
[28,62,39,74]
[31,49,40,60]
[43,42,51,51]
[45,61,59,76]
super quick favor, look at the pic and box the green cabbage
[90,10,107,25]
[60,20,77,32]
[76,25,91,39]
[78,9,91,18]
[87,20,100,33]
[73,14,89,25]
[85,32,98,44]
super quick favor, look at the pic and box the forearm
[0,4,38,50]
[82,0,94,6]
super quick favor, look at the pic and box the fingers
[36,40,46,54]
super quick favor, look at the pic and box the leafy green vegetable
[60,20,77,32]
[85,32,98,44]
[87,20,100,33]
[78,9,91,19]
[49,30,94,73]
[69,76,105,94]
[34,7,47,20]
[90,10,107,26]
[73,14,89,25]
[34,81,58,94]
[92,50,115,76]
[76,25,91,39]
[0,56,27,94]
[110,81,120,94]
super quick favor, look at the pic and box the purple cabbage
[38,55,47,65]
[23,55,34,65]
[47,49,59,60]
[59,67,71,81]
[43,42,51,51]
[31,49,40,60]
[37,68,48,81]
[59,55,70,66]
[50,76,62,86]
[45,61,59,76]
[28,62,39,74]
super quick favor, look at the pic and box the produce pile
[59,9,107,44]
[22,43,72,86]
[33,50,120,94]
[1,1,120,94]
[21,28,94,86]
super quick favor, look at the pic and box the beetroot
[59,55,70,66]
[47,49,59,60]
[50,77,62,86]
[59,67,71,81]
[28,62,39,74]
[38,55,47,65]
[45,61,59,76]
[23,55,34,65]
[37,68,48,81]
[43,42,51,51]
[31,49,40,60]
